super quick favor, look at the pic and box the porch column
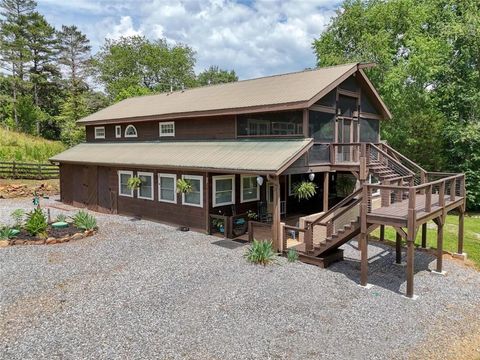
[395,232,402,264]
[379,225,385,242]
[271,175,281,252]
[436,218,444,273]
[406,238,415,298]
[360,232,368,286]
[421,223,427,248]
[323,172,329,211]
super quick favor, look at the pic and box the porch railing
[309,143,362,165]
[248,220,272,242]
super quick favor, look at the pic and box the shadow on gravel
[329,240,437,295]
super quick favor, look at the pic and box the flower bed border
[0,229,97,247]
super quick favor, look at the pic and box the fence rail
[0,161,59,179]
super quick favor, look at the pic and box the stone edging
[0,229,97,247]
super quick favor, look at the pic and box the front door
[337,118,357,162]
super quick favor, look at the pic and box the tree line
[313,0,480,210]
[0,0,237,145]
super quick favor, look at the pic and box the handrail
[368,143,415,176]
[319,197,362,225]
[379,143,427,174]
[310,187,362,227]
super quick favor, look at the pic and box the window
[118,170,133,197]
[213,175,235,207]
[360,118,379,143]
[137,172,154,200]
[241,175,259,203]
[237,111,303,136]
[309,111,335,142]
[125,124,138,138]
[182,175,203,207]
[115,125,121,138]
[94,126,105,139]
[158,173,177,203]
[159,121,175,137]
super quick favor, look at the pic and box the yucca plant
[292,181,317,201]
[55,214,67,222]
[25,208,48,236]
[0,227,16,240]
[244,239,277,266]
[286,249,299,263]
[72,210,97,231]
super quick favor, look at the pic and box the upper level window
[241,175,259,203]
[115,125,121,138]
[118,171,133,197]
[159,121,175,137]
[94,126,105,139]
[125,125,138,138]
[213,175,235,207]
[309,111,335,142]
[182,175,203,207]
[237,111,303,136]
[359,118,379,143]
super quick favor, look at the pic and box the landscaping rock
[0,240,9,247]
[71,233,84,241]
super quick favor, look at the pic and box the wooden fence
[0,161,59,179]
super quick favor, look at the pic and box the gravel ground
[1,197,479,360]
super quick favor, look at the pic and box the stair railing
[367,143,416,179]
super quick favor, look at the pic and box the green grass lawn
[371,213,480,269]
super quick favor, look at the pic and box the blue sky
[37,0,342,79]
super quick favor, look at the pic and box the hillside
[0,128,66,163]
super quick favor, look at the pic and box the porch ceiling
[50,139,313,175]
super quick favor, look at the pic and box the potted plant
[292,181,317,200]
[176,178,193,231]
[211,218,225,233]
[127,176,142,191]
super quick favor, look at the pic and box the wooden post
[396,232,402,264]
[380,225,385,242]
[12,161,17,178]
[421,223,427,248]
[406,187,417,298]
[406,238,415,298]
[205,173,210,233]
[323,172,329,211]
[271,175,281,252]
[360,233,368,286]
[436,218,444,273]
[280,222,286,251]
[458,210,464,255]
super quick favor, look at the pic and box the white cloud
[38,0,341,79]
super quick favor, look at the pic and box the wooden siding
[86,115,236,142]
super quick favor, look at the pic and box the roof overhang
[50,139,314,176]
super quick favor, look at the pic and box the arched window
[124,124,138,138]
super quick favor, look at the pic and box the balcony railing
[309,143,362,165]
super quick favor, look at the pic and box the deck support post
[457,210,464,255]
[379,225,385,242]
[323,172,329,211]
[421,223,427,248]
[360,232,368,286]
[436,218,444,273]
[395,232,402,264]
[406,238,415,298]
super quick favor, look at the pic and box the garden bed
[1,225,96,247]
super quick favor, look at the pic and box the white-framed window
[159,121,175,137]
[125,124,138,138]
[182,175,203,207]
[241,175,259,203]
[212,175,235,207]
[94,126,105,139]
[118,170,133,197]
[115,125,121,138]
[158,173,177,203]
[137,172,154,200]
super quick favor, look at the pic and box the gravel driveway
[1,197,479,360]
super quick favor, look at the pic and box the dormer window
[115,125,121,138]
[125,125,138,138]
[94,126,105,139]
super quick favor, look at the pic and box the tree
[312,0,480,209]
[0,0,37,126]
[197,65,238,86]
[94,36,197,100]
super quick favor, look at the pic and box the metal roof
[50,139,313,174]
[77,63,360,124]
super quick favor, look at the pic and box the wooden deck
[368,194,464,226]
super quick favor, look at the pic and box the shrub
[55,214,67,222]
[292,181,317,200]
[25,208,48,236]
[0,227,15,240]
[72,210,97,231]
[10,209,25,228]
[286,249,299,263]
[244,239,277,266]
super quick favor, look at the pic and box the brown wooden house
[51,63,466,298]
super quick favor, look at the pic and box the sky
[37,0,342,80]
